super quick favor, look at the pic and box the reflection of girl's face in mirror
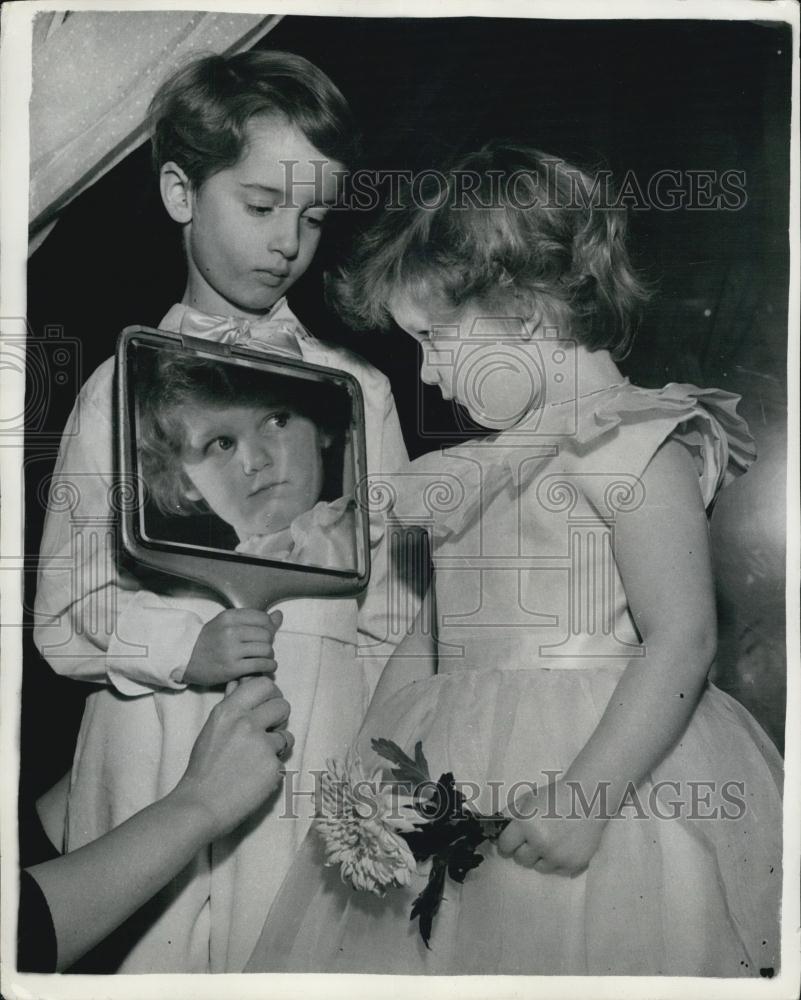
[177,402,330,538]
[138,353,350,548]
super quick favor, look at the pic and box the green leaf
[371,738,431,787]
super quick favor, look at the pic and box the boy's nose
[269,211,300,259]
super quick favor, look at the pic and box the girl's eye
[302,214,326,230]
[246,204,274,216]
[266,412,290,429]
[209,436,235,453]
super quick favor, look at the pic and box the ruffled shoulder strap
[572,382,756,508]
[385,383,756,538]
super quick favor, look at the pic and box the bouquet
[315,738,509,947]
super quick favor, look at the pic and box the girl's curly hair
[330,141,650,359]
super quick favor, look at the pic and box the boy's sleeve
[354,375,425,694]
[32,368,224,696]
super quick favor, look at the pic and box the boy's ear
[160,161,194,224]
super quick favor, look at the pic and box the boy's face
[179,401,329,538]
[183,116,343,317]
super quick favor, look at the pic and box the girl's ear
[160,161,194,224]
[182,484,203,502]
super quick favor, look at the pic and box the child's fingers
[530,855,562,875]
[228,658,277,678]
[496,820,526,857]
[237,641,276,660]
[512,843,543,869]
[222,608,278,628]
[222,675,279,710]
[234,627,279,645]
[268,609,283,629]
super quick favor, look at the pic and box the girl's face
[182,116,343,318]
[177,401,328,538]
[389,293,550,430]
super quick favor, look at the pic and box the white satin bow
[174,301,304,358]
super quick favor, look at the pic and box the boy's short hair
[149,50,359,187]
[137,351,349,517]
[331,141,650,359]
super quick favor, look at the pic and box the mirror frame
[115,325,371,609]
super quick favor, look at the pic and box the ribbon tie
[173,300,305,358]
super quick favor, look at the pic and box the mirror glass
[126,338,366,578]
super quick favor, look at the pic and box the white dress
[246,382,783,977]
[33,300,415,972]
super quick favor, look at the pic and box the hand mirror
[116,326,370,609]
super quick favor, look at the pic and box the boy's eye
[246,204,274,216]
[302,211,328,230]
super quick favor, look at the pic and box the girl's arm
[562,438,717,806]
[364,593,437,720]
[499,439,716,871]
[23,678,289,971]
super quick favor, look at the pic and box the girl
[138,351,359,571]
[247,142,783,977]
[33,51,413,972]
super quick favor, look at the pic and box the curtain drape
[29,10,282,253]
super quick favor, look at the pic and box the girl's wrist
[558,770,628,822]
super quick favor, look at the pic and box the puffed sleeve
[572,383,756,514]
[33,361,225,696]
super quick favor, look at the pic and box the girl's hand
[173,675,293,840]
[184,608,283,686]
[497,780,608,876]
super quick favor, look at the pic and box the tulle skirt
[246,666,783,976]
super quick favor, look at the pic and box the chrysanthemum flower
[316,753,422,896]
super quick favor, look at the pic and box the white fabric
[29,11,282,250]
[247,384,782,977]
[34,299,416,971]
[237,497,359,571]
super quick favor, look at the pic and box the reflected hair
[330,141,650,358]
[149,49,359,187]
[137,351,348,516]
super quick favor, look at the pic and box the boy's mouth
[256,268,290,283]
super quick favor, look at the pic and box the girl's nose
[269,210,300,259]
[419,361,441,387]
[420,344,447,387]
[241,439,272,475]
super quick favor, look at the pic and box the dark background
[24,17,791,821]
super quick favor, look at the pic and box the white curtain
[29,10,283,252]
